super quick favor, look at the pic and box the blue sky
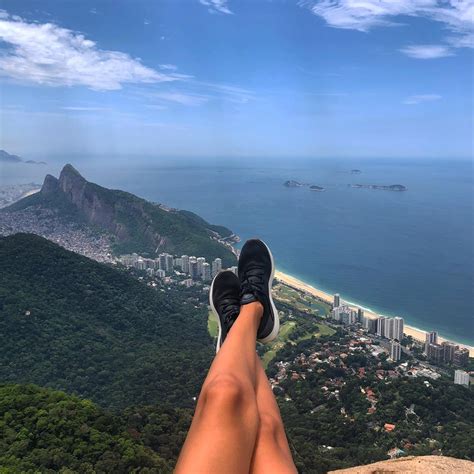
[0,0,472,160]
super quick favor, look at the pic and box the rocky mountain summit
[4,164,236,265]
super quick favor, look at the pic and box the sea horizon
[1,157,473,346]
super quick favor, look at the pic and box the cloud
[160,64,178,71]
[0,11,182,90]
[150,91,209,106]
[301,0,474,56]
[60,106,108,111]
[199,0,233,14]
[399,44,454,58]
[403,94,442,105]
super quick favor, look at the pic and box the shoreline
[275,269,474,358]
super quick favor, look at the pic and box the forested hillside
[0,233,213,409]
[0,384,171,473]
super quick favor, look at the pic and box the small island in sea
[284,180,325,192]
[350,184,407,191]
[350,169,362,174]
[284,180,304,187]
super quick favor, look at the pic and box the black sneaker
[238,239,279,343]
[209,270,241,353]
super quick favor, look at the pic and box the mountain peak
[60,164,84,180]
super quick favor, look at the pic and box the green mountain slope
[0,233,213,409]
[0,383,170,473]
[5,164,236,266]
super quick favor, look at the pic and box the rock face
[8,164,237,265]
[329,455,474,473]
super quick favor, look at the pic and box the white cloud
[301,0,474,56]
[0,11,182,90]
[403,94,442,104]
[199,0,233,15]
[60,106,108,111]
[151,91,209,106]
[399,44,454,58]
[160,64,178,71]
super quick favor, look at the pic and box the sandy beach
[275,270,474,358]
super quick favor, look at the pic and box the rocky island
[350,184,407,191]
[350,169,362,174]
[284,181,325,192]
[284,180,303,187]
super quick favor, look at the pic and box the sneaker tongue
[241,293,258,305]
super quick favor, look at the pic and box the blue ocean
[2,158,473,345]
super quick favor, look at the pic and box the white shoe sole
[209,273,223,354]
[257,240,280,344]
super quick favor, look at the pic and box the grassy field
[274,283,331,317]
[261,321,296,368]
[208,310,219,338]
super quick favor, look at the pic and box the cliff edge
[329,455,474,473]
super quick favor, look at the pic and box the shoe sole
[257,240,280,344]
[209,273,223,353]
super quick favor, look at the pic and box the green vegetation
[0,384,170,473]
[0,233,213,409]
[1,233,473,473]
[268,333,474,473]
[207,310,219,338]
[4,165,236,266]
[274,283,331,316]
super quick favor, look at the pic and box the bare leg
[250,355,297,474]
[175,302,263,474]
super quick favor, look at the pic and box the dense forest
[0,384,175,473]
[0,233,213,408]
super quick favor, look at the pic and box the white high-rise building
[197,257,206,277]
[159,253,167,272]
[425,331,438,354]
[376,317,387,337]
[181,255,190,273]
[454,370,470,387]
[229,266,238,275]
[202,262,211,281]
[189,259,199,280]
[393,317,404,342]
[384,318,394,339]
[212,258,222,277]
[165,254,174,272]
[334,293,340,308]
[390,341,402,362]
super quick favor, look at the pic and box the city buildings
[454,370,470,387]
[425,331,438,354]
[202,262,211,282]
[334,293,340,308]
[211,258,222,277]
[181,255,190,273]
[390,341,402,361]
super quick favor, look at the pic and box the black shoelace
[220,299,240,329]
[240,268,265,298]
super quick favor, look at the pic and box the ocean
[2,157,473,345]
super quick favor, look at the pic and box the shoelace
[240,268,265,298]
[220,299,240,329]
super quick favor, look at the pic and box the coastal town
[0,194,472,392]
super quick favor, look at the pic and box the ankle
[242,301,264,320]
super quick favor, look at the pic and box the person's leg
[175,301,263,474]
[250,354,297,474]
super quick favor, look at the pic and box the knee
[259,412,283,439]
[202,374,251,409]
